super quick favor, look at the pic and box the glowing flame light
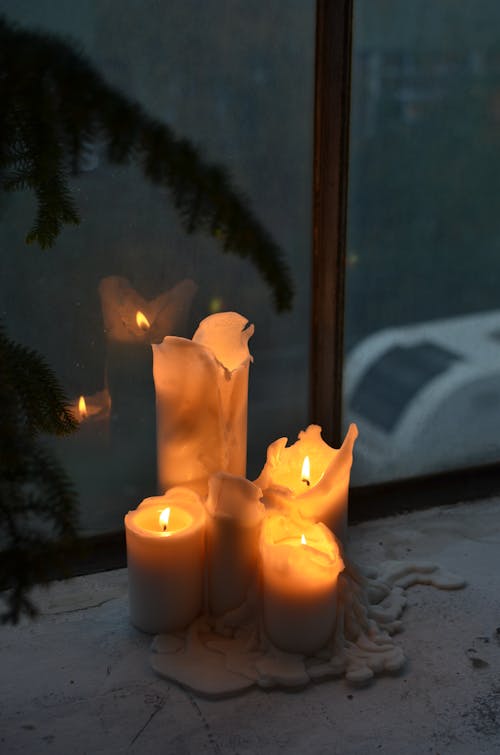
[159,507,171,532]
[136,310,151,331]
[301,456,310,486]
[78,395,88,419]
[301,534,307,545]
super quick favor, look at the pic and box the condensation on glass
[1,1,315,533]
[344,1,500,484]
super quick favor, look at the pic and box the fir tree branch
[0,325,77,437]
[0,16,294,310]
[0,324,79,623]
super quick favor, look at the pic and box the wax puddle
[150,558,465,699]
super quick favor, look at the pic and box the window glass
[1,1,315,532]
[345,0,500,484]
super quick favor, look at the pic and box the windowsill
[1,499,499,753]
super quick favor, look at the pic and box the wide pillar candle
[125,487,206,634]
[205,472,265,618]
[260,514,344,655]
[255,424,358,543]
[152,312,253,496]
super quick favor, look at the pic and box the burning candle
[124,487,206,634]
[152,312,254,496]
[260,513,344,654]
[205,472,265,618]
[255,424,358,543]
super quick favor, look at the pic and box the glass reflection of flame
[78,395,88,419]
[136,310,151,331]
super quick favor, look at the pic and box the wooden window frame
[311,0,353,448]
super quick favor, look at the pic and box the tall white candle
[260,513,344,654]
[125,487,206,634]
[152,312,253,496]
[255,424,358,542]
[205,472,265,618]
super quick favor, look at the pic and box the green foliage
[0,15,293,311]
[0,324,78,623]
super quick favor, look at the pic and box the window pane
[345,1,500,484]
[1,1,315,533]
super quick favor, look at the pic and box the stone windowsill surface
[0,498,499,754]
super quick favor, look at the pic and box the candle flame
[301,533,307,545]
[78,395,88,419]
[159,507,171,532]
[136,310,151,331]
[301,456,310,486]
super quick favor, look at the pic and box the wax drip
[150,557,465,698]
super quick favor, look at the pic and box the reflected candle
[69,388,111,439]
[260,514,344,654]
[125,487,206,634]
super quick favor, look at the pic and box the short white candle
[260,513,344,655]
[125,487,206,634]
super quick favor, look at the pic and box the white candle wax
[205,472,265,618]
[255,424,358,543]
[125,487,206,634]
[260,514,344,655]
[152,312,253,496]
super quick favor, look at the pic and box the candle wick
[162,525,167,532]
[302,478,310,487]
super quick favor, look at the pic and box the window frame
[311,0,353,448]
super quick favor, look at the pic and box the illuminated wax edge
[206,471,265,528]
[255,423,358,501]
[192,311,254,373]
[152,311,254,383]
[260,513,345,576]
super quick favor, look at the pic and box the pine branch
[0,323,79,623]
[0,15,294,310]
[0,325,77,437]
